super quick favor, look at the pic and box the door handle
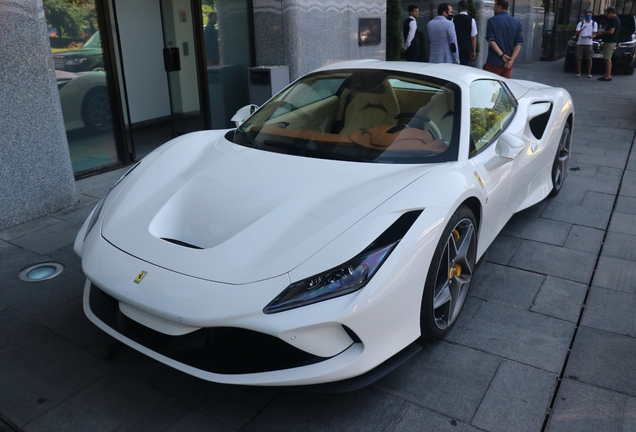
[163,47,181,72]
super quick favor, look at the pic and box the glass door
[160,0,204,136]
[45,0,125,175]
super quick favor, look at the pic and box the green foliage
[44,0,90,39]
[386,0,402,61]
[202,5,213,25]
[470,107,506,141]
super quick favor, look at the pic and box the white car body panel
[75,60,574,386]
[100,132,441,284]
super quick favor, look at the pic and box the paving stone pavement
[0,60,635,431]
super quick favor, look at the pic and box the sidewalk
[1,60,635,431]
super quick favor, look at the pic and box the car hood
[101,131,439,284]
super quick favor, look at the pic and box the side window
[469,80,515,155]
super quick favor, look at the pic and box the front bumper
[565,44,635,67]
[80,228,427,386]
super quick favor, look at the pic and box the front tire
[81,87,112,132]
[549,123,571,197]
[420,205,477,340]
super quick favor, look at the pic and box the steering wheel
[393,112,443,141]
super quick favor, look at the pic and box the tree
[44,0,87,39]
[386,0,402,60]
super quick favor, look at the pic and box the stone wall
[0,0,76,230]
[253,0,386,80]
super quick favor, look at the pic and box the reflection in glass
[204,11,220,66]
[45,0,119,174]
[203,0,251,129]
[469,80,515,154]
[232,70,461,164]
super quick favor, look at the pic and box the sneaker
[576,72,581,77]
[597,77,612,81]
[588,73,592,78]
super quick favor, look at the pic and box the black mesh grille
[88,284,334,374]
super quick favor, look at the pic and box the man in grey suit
[427,3,460,64]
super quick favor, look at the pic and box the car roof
[311,60,535,99]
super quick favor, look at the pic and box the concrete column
[0,0,76,230]
[253,0,386,81]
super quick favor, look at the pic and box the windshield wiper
[302,148,370,162]
[262,140,368,162]
[235,128,258,148]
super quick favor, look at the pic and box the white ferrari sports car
[75,60,573,389]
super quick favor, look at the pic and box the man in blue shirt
[483,0,523,78]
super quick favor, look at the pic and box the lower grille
[88,283,333,374]
[53,58,65,70]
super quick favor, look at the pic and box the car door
[467,79,521,250]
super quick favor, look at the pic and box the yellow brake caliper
[448,229,462,279]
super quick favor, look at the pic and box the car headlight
[84,194,107,240]
[618,41,635,49]
[263,210,422,314]
[66,57,88,65]
[84,161,141,240]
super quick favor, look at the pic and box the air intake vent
[161,238,203,249]
[529,103,553,140]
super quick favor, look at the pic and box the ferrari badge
[134,271,147,284]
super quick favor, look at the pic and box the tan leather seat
[415,89,455,140]
[339,80,400,136]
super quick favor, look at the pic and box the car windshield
[233,69,461,164]
[83,31,101,49]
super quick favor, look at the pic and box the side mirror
[485,133,526,171]
[495,133,525,159]
[231,104,259,128]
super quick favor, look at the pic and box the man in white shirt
[402,5,420,61]
[575,10,598,77]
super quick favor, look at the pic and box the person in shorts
[596,7,620,81]
[574,10,597,77]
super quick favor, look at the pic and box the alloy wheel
[431,217,476,330]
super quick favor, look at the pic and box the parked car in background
[53,30,105,73]
[57,70,112,132]
[564,14,636,74]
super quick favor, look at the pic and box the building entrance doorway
[85,0,254,163]
[160,0,208,136]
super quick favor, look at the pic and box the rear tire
[420,205,477,340]
[549,123,571,197]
